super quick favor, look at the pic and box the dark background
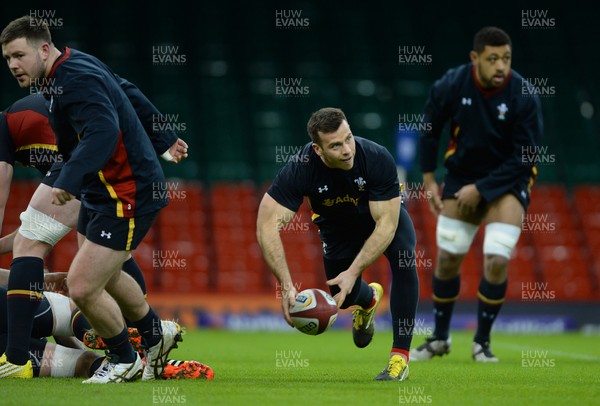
[1,0,598,186]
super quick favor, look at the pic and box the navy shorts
[77,205,159,251]
[441,172,531,211]
[319,202,416,261]
[41,164,61,188]
[41,163,82,200]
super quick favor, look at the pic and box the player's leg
[1,183,78,374]
[374,203,418,381]
[323,256,381,346]
[411,197,483,361]
[66,236,143,383]
[0,229,17,255]
[38,341,104,378]
[473,193,523,362]
[76,208,180,382]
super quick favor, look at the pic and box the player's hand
[424,181,444,216]
[454,184,481,215]
[163,138,189,163]
[51,188,75,205]
[43,272,69,294]
[326,269,357,307]
[280,284,298,327]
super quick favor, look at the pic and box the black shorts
[319,202,415,261]
[41,163,82,200]
[77,205,159,251]
[41,164,61,188]
[441,172,531,211]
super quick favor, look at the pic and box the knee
[66,278,97,308]
[484,254,509,283]
[435,250,462,278]
[12,233,51,258]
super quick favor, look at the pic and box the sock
[31,298,54,338]
[432,276,460,340]
[71,308,92,342]
[132,307,162,348]
[89,357,105,376]
[103,327,136,363]
[6,257,44,365]
[122,257,147,296]
[474,278,507,344]
[355,281,375,309]
[391,347,410,363]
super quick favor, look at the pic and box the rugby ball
[290,288,338,335]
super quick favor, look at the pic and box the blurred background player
[0,270,214,380]
[412,27,543,361]
[0,16,187,382]
[257,108,419,381]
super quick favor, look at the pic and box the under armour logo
[318,185,328,193]
[461,97,472,105]
[46,171,52,177]
[100,230,112,239]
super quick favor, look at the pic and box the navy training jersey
[267,137,400,237]
[420,63,543,203]
[0,95,61,174]
[43,47,178,217]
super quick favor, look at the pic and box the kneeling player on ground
[0,273,214,381]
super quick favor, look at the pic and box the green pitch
[3,330,599,405]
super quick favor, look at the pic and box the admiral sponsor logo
[322,194,360,207]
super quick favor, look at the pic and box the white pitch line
[497,342,600,361]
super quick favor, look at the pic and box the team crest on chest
[497,103,508,121]
[354,177,366,191]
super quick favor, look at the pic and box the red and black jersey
[42,48,177,218]
[420,63,543,203]
[0,94,62,174]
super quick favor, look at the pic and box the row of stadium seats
[1,181,598,301]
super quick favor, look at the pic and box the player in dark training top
[0,15,186,382]
[413,27,543,362]
[257,108,419,381]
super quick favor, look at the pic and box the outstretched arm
[256,193,298,326]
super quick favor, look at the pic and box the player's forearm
[257,224,293,287]
[350,222,396,277]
